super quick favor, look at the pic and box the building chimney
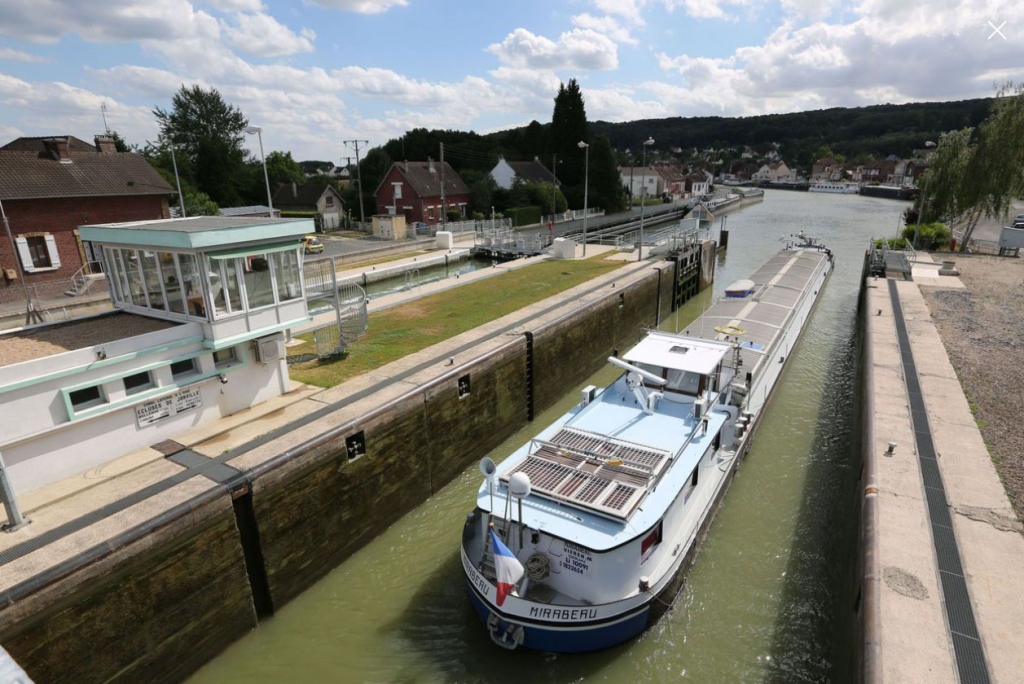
[428,158,435,174]
[44,137,71,163]
[404,160,408,174]
[95,135,116,154]
[291,182,297,198]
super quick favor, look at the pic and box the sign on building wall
[136,387,203,428]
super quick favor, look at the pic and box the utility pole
[1,197,43,327]
[629,158,635,209]
[440,142,447,230]
[345,140,368,228]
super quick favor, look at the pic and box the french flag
[490,527,524,607]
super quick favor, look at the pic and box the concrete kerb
[861,278,883,684]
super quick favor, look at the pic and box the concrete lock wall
[0,490,256,684]
[0,253,705,683]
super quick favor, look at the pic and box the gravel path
[0,313,176,367]
[921,256,1024,522]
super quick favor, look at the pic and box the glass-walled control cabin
[79,217,313,347]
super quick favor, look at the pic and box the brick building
[374,160,470,225]
[0,135,173,299]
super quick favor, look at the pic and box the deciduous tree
[923,83,1024,251]
[153,85,249,206]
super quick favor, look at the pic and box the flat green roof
[79,216,314,250]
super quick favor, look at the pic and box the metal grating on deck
[549,427,670,475]
[888,279,991,684]
[502,427,669,519]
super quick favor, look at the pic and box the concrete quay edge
[864,276,1024,684]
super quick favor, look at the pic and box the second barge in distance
[461,234,835,652]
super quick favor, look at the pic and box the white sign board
[136,387,203,428]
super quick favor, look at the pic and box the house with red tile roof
[0,135,173,299]
[375,160,470,225]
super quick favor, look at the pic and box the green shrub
[505,205,542,227]
[901,222,951,251]
[280,210,324,233]
[874,237,907,249]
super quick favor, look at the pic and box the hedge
[505,205,542,227]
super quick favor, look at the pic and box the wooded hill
[593,99,995,170]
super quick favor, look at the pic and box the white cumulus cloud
[488,28,618,71]
[223,13,316,57]
[0,47,48,63]
[303,0,408,14]
[572,13,638,45]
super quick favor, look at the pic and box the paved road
[310,199,698,259]
[518,202,687,240]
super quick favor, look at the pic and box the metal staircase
[63,264,106,297]
[303,257,368,359]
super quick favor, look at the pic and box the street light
[912,140,937,249]
[638,137,654,262]
[245,126,274,214]
[164,138,186,218]
[578,141,590,257]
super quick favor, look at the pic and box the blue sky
[0,0,1021,161]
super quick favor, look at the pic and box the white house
[489,157,558,190]
[0,216,313,498]
[619,167,663,199]
[752,161,794,182]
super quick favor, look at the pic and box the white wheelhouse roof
[622,331,730,376]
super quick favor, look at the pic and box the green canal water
[189,191,908,684]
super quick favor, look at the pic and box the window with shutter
[15,235,60,271]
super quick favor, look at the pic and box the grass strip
[289,255,624,388]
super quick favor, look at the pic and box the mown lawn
[289,254,624,388]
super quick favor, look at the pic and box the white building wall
[0,325,287,494]
[490,159,517,190]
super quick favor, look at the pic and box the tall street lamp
[578,141,590,257]
[245,126,274,214]
[912,140,937,249]
[165,138,186,218]
[638,137,654,262]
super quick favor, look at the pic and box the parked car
[302,235,324,254]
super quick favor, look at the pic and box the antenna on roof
[101,103,110,134]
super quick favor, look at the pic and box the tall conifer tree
[550,79,590,193]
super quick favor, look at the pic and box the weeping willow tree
[922,83,1024,251]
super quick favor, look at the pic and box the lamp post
[638,137,654,261]
[578,141,590,257]
[912,140,936,249]
[245,126,274,213]
[165,138,186,218]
